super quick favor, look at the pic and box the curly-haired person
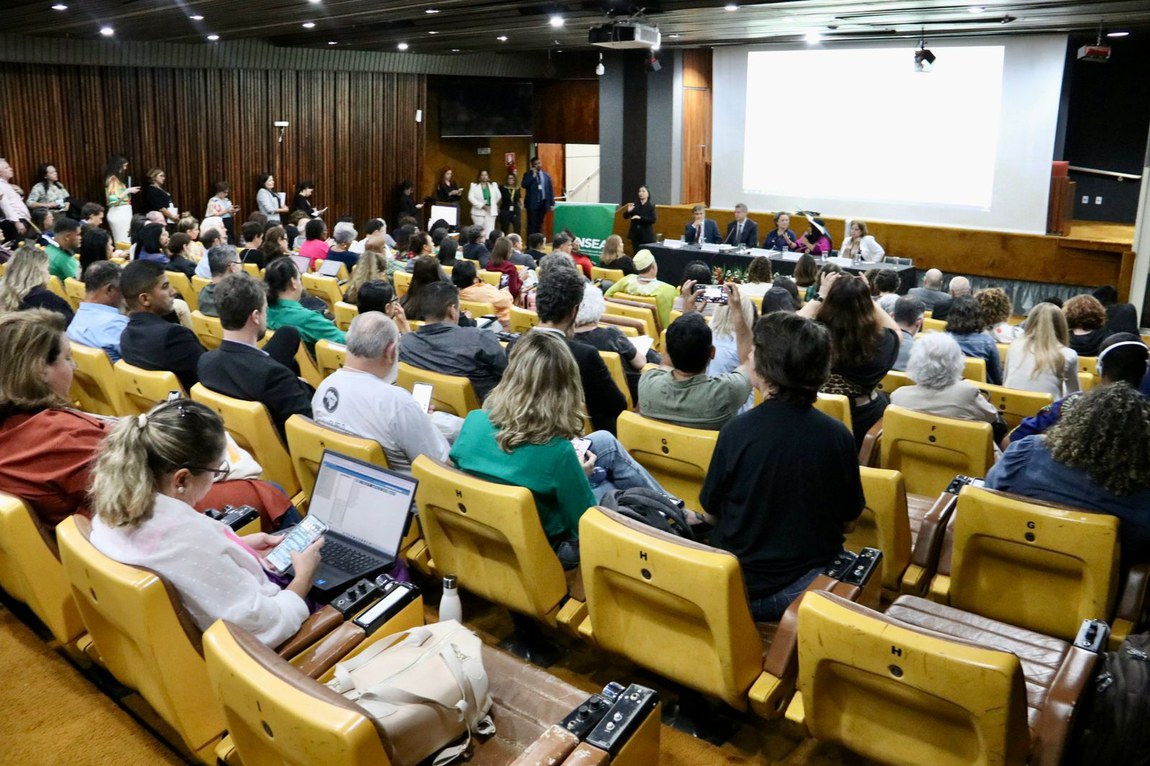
[987,383,1150,566]
[975,287,1021,344]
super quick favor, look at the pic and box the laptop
[290,254,312,275]
[317,259,344,277]
[303,450,417,601]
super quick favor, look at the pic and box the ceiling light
[397,42,409,50]
[189,14,204,20]
[724,3,738,10]
[99,26,114,36]
[327,40,337,45]
[428,30,438,35]
[596,52,605,76]
[914,47,936,72]
[968,5,986,13]
[425,8,440,13]
[667,33,681,39]
[207,34,219,41]
[302,21,316,28]
[51,3,68,10]
[805,30,822,44]
[549,15,564,28]
[497,35,508,42]
[451,48,461,52]
[309,0,322,3]
[1107,31,1129,38]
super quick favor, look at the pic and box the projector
[589,22,661,50]
[1077,44,1111,63]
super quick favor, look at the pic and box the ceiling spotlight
[596,51,605,76]
[302,21,316,28]
[309,0,322,4]
[805,30,822,44]
[968,5,986,13]
[397,42,409,51]
[667,33,681,39]
[1107,31,1129,38]
[206,34,219,41]
[914,47,936,72]
[451,48,461,52]
[428,30,438,34]
[497,35,508,42]
[549,15,564,28]
[327,40,338,45]
[51,3,68,9]
[724,3,738,10]
[99,26,114,36]
[189,13,204,20]
[425,8,440,13]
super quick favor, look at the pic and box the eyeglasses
[185,460,230,479]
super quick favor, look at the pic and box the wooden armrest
[276,605,345,659]
[290,622,367,679]
[1115,562,1150,629]
[762,574,838,678]
[510,725,581,766]
[857,422,882,467]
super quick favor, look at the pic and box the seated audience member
[79,227,114,273]
[0,245,74,321]
[197,274,309,440]
[891,296,924,371]
[343,249,389,304]
[523,232,548,265]
[46,217,82,282]
[355,280,402,319]
[119,260,206,391]
[762,282,799,314]
[763,212,798,252]
[932,275,971,321]
[165,233,198,278]
[988,384,1150,565]
[945,295,1003,385]
[671,260,715,317]
[398,281,508,402]
[700,312,863,621]
[135,222,171,266]
[1093,284,1141,336]
[872,268,900,314]
[573,283,658,402]
[197,244,243,317]
[486,236,522,299]
[1003,302,1079,398]
[451,331,668,569]
[313,312,456,473]
[907,268,950,313]
[31,207,57,248]
[562,236,595,279]
[287,210,310,250]
[461,225,490,267]
[238,220,266,269]
[793,253,820,302]
[436,236,461,270]
[840,220,884,262]
[799,272,901,446]
[603,249,678,329]
[351,218,386,254]
[891,331,1001,433]
[88,400,323,647]
[452,260,512,329]
[257,225,290,268]
[326,221,359,269]
[298,218,329,267]
[81,202,106,230]
[0,310,111,527]
[399,255,448,322]
[639,289,753,430]
[737,256,775,299]
[177,217,205,263]
[683,204,721,245]
[194,225,229,278]
[523,266,627,433]
[506,233,536,270]
[725,203,759,247]
[1010,333,1149,442]
[264,257,346,354]
[67,261,128,361]
[1063,294,1112,357]
[700,284,758,377]
[402,232,435,269]
[976,286,1022,344]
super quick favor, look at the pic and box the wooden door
[681,50,712,206]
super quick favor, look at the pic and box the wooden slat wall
[0,63,425,229]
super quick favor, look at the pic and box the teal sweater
[266,298,345,353]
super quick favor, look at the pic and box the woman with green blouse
[263,257,345,354]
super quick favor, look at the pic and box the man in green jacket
[46,217,81,282]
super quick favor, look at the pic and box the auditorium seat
[70,342,128,416]
[47,275,67,301]
[616,411,718,513]
[63,276,85,311]
[1077,356,1099,388]
[976,383,1054,429]
[392,270,411,297]
[313,259,349,281]
[845,467,913,601]
[879,405,995,497]
[460,298,497,319]
[333,301,358,331]
[997,342,1011,363]
[604,299,659,337]
[190,310,225,350]
[962,356,988,383]
[192,275,210,295]
[410,456,585,634]
[509,305,539,333]
[241,263,261,279]
[296,344,325,388]
[395,362,480,416]
[598,350,634,410]
[314,339,347,379]
[1078,371,1096,391]
[920,317,947,333]
[813,393,853,432]
[598,313,644,337]
[301,273,342,313]
[113,360,186,415]
[189,383,301,498]
[794,590,1106,766]
[877,369,914,395]
[591,265,625,283]
[166,271,198,312]
[477,270,502,287]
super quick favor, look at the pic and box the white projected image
[742,46,1005,209]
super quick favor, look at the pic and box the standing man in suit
[197,273,311,440]
[521,156,555,236]
[683,204,721,245]
[724,203,759,248]
[119,260,207,392]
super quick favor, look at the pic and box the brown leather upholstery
[906,492,935,547]
[275,605,345,659]
[597,313,647,335]
[291,622,368,678]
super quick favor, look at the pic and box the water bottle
[439,574,463,623]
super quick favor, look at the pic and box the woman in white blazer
[467,170,502,237]
[841,220,886,262]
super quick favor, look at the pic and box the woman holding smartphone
[88,400,324,647]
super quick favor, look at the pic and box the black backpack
[599,488,696,541]
[1071,633,1150,765]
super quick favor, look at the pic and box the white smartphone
[571,437,592,461]
[412,382,434,415]
[265,516,328,574]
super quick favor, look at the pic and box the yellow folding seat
[477,270,501,287]
[877,369,914,395]
[509,305,539,333]
[845,467,913,601]
[962,355,988,382]
[1077,356,1099,390]
[192,275,211,294]
[301,273,343,313]
[70,342,128,416]
[591,265,625,282]
[459,298,497,318]
[166,270,198,311]
[296,344,325,388]
[976,382,1054,429]
[333,301,358,331]
[190,310,225,350]
[63,276,86,311]
[47,275,67,300]
[190,383,301,496]
[313,259,349,280]
[392,270,411,297]
[615,410,718,513]
[314,339,347,379]
[920,316,947,333]
[879,405,995,497]
[241,263,261,278]
[997,341,1011,363]
[812,392,852,432]
[604,299,658,337]
[599,350,634,410]
[113,360,185,415]
[396,362,480,416]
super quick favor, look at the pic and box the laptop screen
[290,254,312,275]
[308,450,416,558]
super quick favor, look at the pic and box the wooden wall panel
[535,79,599,145]
[681,49,712,207]
[0,63,424,230]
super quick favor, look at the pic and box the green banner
[552,202,617,262]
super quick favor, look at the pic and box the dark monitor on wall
[438,82,533,138]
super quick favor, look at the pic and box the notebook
[304,450,417,601]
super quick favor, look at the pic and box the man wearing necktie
[724,203,759,248]
[682,204,721,245]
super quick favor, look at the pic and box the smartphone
[411,382,434,415]
[700,286,729,305]
[265,516,328,574]
[571,437,592,461]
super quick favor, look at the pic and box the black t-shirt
[700,399,864,599]
[1069,328,1110,358]
[239,248,265,269]
[833,327,900,391]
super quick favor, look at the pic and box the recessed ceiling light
[397,42,409,51]
[667,33,681,38]
[428,30,438,35]
[189,14,204,20]
[327,40,337,45]
[497,35,508,41]
[309,0,322,4]
[425,8,440,13]
[207,34,219,41]
[51,3,68,10]
[451,48,460,52]
[99,26,114,36]
[549,15,564,27]
[724,3,738,10]
[302,21,316,28]
[968,5,986,13]
[805,31,822,44]
[1107,30,1129,37]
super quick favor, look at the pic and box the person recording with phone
[88,400,325,647]
[763,212,798,252]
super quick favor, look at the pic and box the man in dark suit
[682,204,722,245]
[523,232,548,265]
[119,260,206,392]
[724,203,759,248]
[197,273,310,440]
[521,156,555,236]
